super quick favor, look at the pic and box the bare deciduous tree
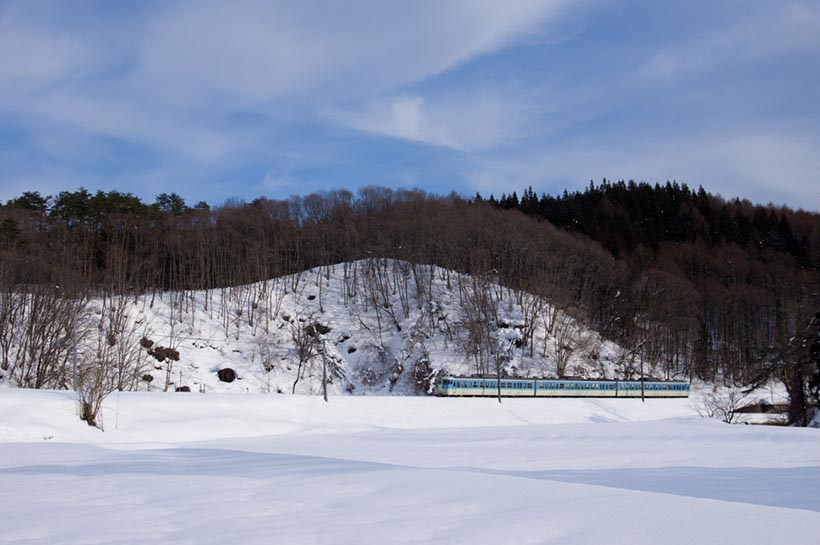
[694,388,748,424]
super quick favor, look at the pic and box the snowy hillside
[76,259,636,396]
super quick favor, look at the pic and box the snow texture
[0,389,818,545]
[5,259,650,396]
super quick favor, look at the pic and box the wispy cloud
[326,87,546,151]
[0,0,575,171]
[640,1,817,79]
[137,0,574,107]
[0,0,816,209]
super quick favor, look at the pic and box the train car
[433,376,689,398]
[613,380,690,398]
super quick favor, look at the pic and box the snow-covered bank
[1,388,701,444]
[1,390,817,545]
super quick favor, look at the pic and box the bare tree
[290,314,319,394]
[78,299,147,428]
[552,311,593,377]
[254,334,278,393]
[694,388,748,424]
[460,275,498,376]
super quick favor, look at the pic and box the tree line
[1,182,818,424]
[486,180,819,422]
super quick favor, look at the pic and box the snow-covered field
[1,390,817,544]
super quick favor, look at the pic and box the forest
[1,182,818,424]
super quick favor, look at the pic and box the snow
[0,260,647,395]
[1,389,818,544]
[0,260,813,542]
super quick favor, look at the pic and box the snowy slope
[0,389,818,545]
[79,259,636,396]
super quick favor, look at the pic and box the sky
[0,0,817,209]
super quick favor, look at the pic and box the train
[433,375,690,398]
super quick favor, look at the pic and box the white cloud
[137,0,574,107]
[0,0,575,162]
[0,0,815,210]
[640,1,818,79]
[327,89,544,151]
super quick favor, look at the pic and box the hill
[2,259,633,397]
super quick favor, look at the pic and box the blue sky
[0,0,817,208]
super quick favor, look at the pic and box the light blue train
[434,376,690,398]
